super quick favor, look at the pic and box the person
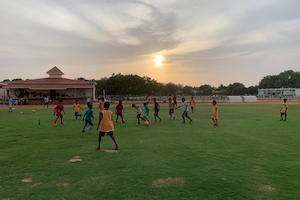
[168,97,175,120]
[82,104,94,133]
[143,102,150,122]
[146,96,151,103]
[99,97,105,112]
[96,102,119,150]
[8,96,14,112]
[86,96,91,107]
[44,96,49,108]
[211,100,219,127]
[153,98,162,122]
[189,97,196,113]
[173,96,177,106]
[132,104,143,125]
[176,98,192,124]
[115,100,125,123]
[73,100,82,120]
[280,98,288,121]
[54,100,65,126]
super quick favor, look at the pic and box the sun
[153,55,164,67]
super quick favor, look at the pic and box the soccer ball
[32,110,36,113]
[145,121,149,126]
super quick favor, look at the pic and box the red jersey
[55,104,64,114]
[116,104,123,114]
[173,96,177,103]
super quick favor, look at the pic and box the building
[258,88,300,97]
[2,67,96,104]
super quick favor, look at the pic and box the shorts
[144,112,149,117]
[182,110,188,117]
[85,120,93,125]
[211,114,218,120]
[99,131,114,137]
[44,102,49,105]
[154,110,159,116]
[169,109,174,115]
[137,114,141,119]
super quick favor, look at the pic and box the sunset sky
[0,0,300,86]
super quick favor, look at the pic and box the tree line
[3,70,299,96]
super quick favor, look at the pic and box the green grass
[1,104,300,200]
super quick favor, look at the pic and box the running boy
[82,104,94,133]
[96,102,118,150]
[99,97,105,112]
[44,96,49,108]
[8,96,14,112]
[153,98,162,122]
[115,100,125,123]
[143,102,150,122]
[176,98,192,124]
[73,100,82,120]
[189,97,195,113]
[168,97,175,120]
[54,100,65,126]
[280,98,288,121]
[132,104,143,125]
[211,100,218,127]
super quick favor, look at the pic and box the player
[8,96,14,112]
[173,95,177,106]
[143,102,150,122]
[132,104,144,125]
[280,98,288,121]
[153,98,162,122]
[43,96,49,108]
[176,98,192,124]
[82,104,94,133]
[73,100,82,120]
[96,102,119,150]
[99,97,105,112]
[86,96,91,107]
[211,100,219,127]
[53,100,65,126]
[168,97,175,120]
[189,97,196,113]
[115,100,125,123]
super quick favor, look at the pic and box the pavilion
[2,67,96,104]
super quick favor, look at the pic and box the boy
[99,97,105,112]
[280,98,288,121]
[173,96,177,106]
[73,100,82,120]
[82,104,94,133]
[132,104,143,125]
[8,96,14,112]
[44,96,49,108]
[211,100,218,127]
[115,100,125,123]
[168,97,175,120]
[189,97,196,113]
[97,102,118,150]
[54,100,65,126]
[176,98,192,124]
[143,102,150,122]
[153,98,162,122]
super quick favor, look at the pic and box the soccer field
[1,104,300,200]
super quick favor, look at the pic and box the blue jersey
[9,98,14,105]
[85,109,93,121]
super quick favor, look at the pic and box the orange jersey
[190,100,195,107]
[99,110,114,132]
[212,105,218,119]
[99,101,105,112]
[73,103,80,112]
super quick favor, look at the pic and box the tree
[197,85,214,95]
[182,86,194,95]
[259,70,300,88]
[227,82,247,95]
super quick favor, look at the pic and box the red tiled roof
[3,77,96,90]
[47,66,64,75]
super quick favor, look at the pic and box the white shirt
[181,102,188,112]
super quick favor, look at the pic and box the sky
[0,0,300,87]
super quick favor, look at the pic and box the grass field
[1,104,300,200]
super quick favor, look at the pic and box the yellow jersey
[99,110,114,132]
[281,103,288,113]
[73,104,80,112]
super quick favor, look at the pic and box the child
[115,100,125,123]
[176,98,192,124]
[96,102,118,150]
[153,98,162,122]
[143,102,150,122]
[132,104,143,125]
[54,100,65,126]
[168,98,175,120]
[99,97,105,112]
[211,100,218,127]
[189,97,196,113]
[44,96,49,108]
[82,104,94,133]
[8,96,14,112]
[73,100,82,120]
[280,98,288,121]
[173,96,177,106]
